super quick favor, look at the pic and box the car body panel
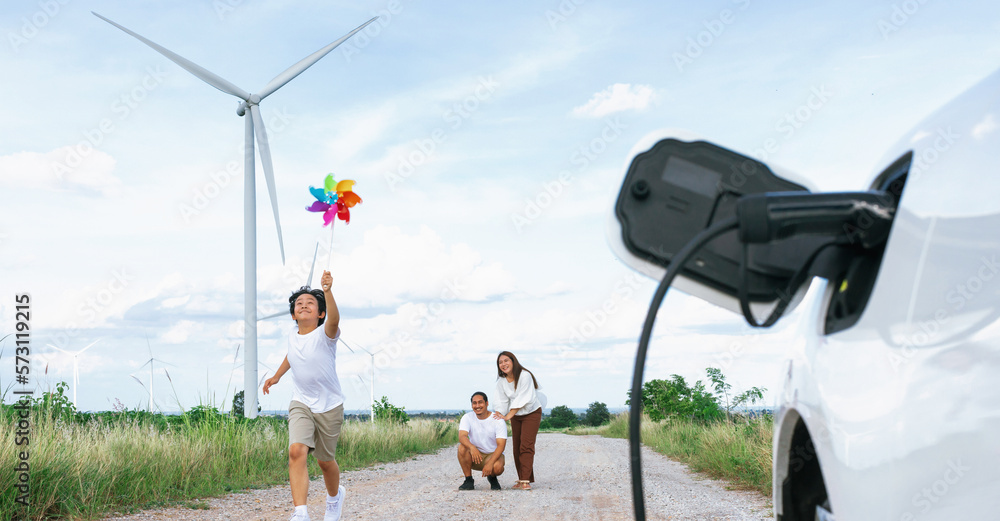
[777,68,1000,519]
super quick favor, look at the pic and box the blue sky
[2,1,1000,413]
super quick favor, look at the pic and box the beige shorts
[288,400,344,462]
[472,454,505,471]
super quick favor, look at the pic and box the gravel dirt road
[103,433,771,521]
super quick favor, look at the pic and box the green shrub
[547,405,578,428]
[627,373,724,422]
[583,401,611,426]
[373,396,409,425]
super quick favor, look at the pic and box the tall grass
[570,412,773,496]
[0,406,456,520]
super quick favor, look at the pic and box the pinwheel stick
[327,220,336,269]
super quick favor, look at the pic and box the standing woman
[493,351,543,490]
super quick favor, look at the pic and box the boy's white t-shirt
[458,411,508,454]
[286,326,343,414]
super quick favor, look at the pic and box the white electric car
[610,67,1000,521]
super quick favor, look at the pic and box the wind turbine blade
[92,12,252,101]
[250,104,286,264]
[341,338,371,355]
[78,339,100,355]
[47,344,73,356]
[257,17,378,100]
[307,242,319,288]
[258,310,286,321]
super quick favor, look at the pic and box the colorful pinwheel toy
[305,174,362,225]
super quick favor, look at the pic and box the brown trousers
[510,408,541,482]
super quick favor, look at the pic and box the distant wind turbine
[94,12,377,418]
[341,339,383,423]
[131,336,175,413]
[47,340,100,409]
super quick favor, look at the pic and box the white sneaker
[290,509,311,521]
[324,486,346,521]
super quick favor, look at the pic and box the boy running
[263,270,345,521]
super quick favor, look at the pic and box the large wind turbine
[94,13,376,417]
[47,340,100,409]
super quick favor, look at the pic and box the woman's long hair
[496,351,539,390]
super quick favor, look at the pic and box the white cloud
[257,225,517,308]
[972,114,997,140]
[0,147,122,196]
[161,320,201,344]
[572,83,656,118]
[325,102,400,162]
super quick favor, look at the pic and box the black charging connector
[736,191,895,249]
[733,191,896,328]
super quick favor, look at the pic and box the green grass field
[570,412,773,497]
[0,404,457,520]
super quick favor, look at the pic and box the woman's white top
[495,371,542,416]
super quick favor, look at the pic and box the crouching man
[457,391,507,490]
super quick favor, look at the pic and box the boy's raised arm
[321,270,340,340]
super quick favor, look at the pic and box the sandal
[512,481,524,490]
[517,480,532,490]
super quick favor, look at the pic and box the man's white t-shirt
[286,326,343,414]
[458,411,508,453]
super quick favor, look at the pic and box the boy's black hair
[288,286,326,326]
[470,391,489,403]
